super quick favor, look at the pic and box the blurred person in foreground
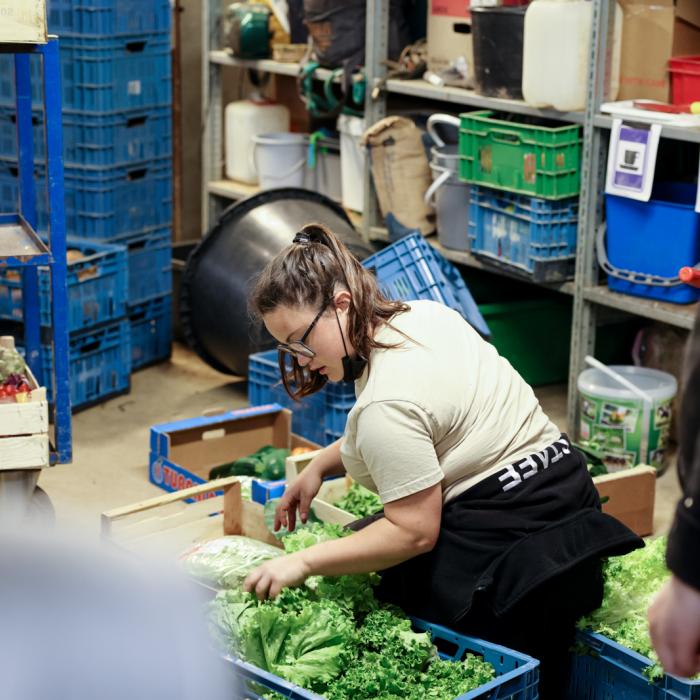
[649,307,700,678]
[0,531,239,700]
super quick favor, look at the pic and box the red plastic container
[669,55,700,105]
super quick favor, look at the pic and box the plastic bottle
[224,98,290,184]
[522,0,622,112]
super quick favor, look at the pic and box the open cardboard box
[149,405,318,498]
[286,450,657,537]
[619,0,700,101]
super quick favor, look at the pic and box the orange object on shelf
[679,266,700,288]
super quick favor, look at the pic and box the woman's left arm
[244,483,442,600]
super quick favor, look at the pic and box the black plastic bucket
[180,188,373,376]
[471,6,526,100]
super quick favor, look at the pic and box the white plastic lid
[578,365,677,402]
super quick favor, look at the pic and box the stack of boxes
[0,0,173,409]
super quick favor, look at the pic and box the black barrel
[180,188,373,376]
[471,6,526,100]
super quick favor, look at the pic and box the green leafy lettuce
[210,522,496,698]
[334,482,384,518]
[578,536,668,680]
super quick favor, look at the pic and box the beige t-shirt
[339,300,562,504]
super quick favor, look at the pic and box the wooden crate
[101,476,281,559]
[0,336,49,470]
[285,450,356,526]
[286,452,656,536]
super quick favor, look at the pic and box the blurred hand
[274,465,322,531]
[649,575,700,678]
[243,552,310,600]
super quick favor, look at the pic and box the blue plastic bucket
[604,183,700,304]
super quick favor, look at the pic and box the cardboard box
[619,0,700,101]
[0,1,47,44]
[149,404,318,498]
[426,0,474,81]
[0,336,48,471]
[288,452,656,537]
[593,465,656,538]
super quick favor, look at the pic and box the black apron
[349,435,643,626]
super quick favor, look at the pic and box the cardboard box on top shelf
[619,0,700,102]
[0,1,46,44]
[426,0,475,82]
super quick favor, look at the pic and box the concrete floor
[38,343,682,536]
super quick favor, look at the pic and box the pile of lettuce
[333,482,384,519]
[578,536,669,679]
[210,523,495,699]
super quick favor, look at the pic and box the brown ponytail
[249,223,409,400]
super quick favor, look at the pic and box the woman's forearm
[309,438,346,479]
[297,516,433,577]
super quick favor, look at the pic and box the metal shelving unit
[201,0,700,435]
[0,37,72,464]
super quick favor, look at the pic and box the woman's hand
[243,552,311,600]
[275,465,323,531]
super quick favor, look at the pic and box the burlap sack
[362,116,435,235]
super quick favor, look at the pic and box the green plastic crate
[459,111,582,200]
[480,298,572,386]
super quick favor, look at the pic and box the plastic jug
[522,0,622,112]
[225,99,290,184]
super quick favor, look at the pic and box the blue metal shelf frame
[0,37,72,464]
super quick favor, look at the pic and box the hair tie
[293,231,311,244]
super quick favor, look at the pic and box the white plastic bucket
[252,133,307,190]
[577,365,677,472]
[308,137,342,201]
[337,115,366,212]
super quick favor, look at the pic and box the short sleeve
[355,400,444,503]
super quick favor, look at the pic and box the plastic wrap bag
[180,536,282,589]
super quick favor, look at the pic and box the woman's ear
[333,289,352,313]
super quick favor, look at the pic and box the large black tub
[181,189,373,376]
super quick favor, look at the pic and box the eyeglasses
[277,300,329,359]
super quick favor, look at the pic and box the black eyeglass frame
[276,298,331,359]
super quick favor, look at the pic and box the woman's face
[262,293,355,383]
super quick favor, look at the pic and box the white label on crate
[605,119,660,202]
[127,80,142,96]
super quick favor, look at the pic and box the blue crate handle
[226,656,326,700]
[596,223,696,287]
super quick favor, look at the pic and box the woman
[244,223,642,698]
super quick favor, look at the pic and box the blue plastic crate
[604,183,700,304]
[0,54,43,109]
[0,158,48,229]
[247,350,328,446]
[33,319,131,408]
[229,617,539,700]
[126,228,172,305]
[362,234,467,312]
[468,185,579,283]
[0,237,127,332]
[129,294,172,370]
[63,158,172,240]
[570,630,700,699]
[60,35,171,113]
[62,107,172,167]
[0,107,45,161]
[48,0,171,38]
[251,478,286,505]
[324,381,355,436]
[362,233,491,338]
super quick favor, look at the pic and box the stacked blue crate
[0,0,173,395]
